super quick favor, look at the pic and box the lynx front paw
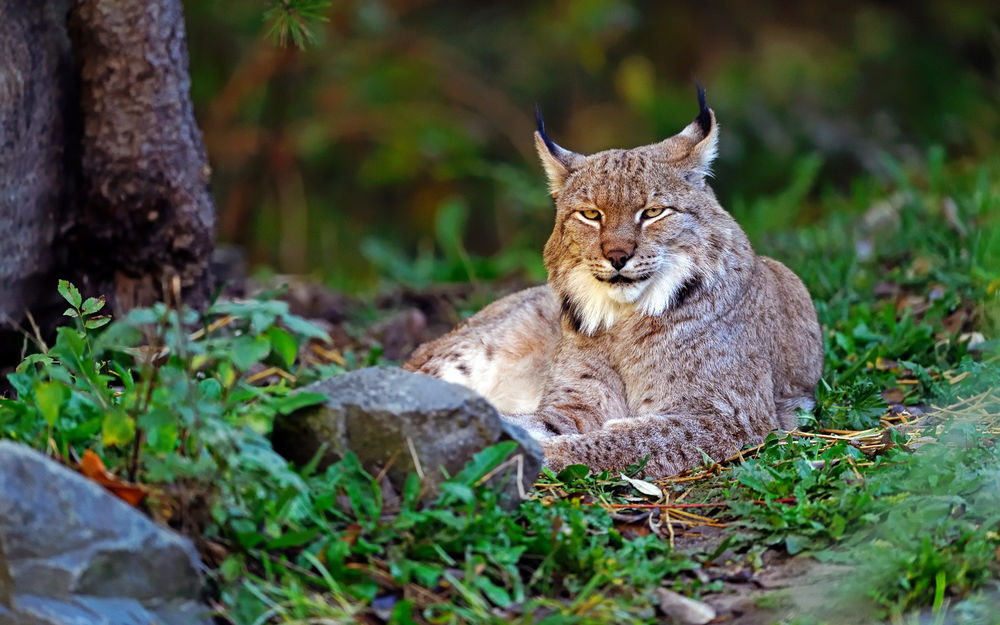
[541,436,578,473]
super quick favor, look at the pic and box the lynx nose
[606,249,633,271]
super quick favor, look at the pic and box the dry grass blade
[526,392,996,535]
[245,366,297,384]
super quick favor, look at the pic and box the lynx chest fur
[405,90,823,478]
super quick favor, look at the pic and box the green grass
[1,151,998,624]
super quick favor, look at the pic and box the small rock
[271,367,543,506]
[371,594,399,621]
[656,588,716,624]
[960,332,985,351]
[722,568,754,584]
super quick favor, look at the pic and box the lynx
[404,89,823,478]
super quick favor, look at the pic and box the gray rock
[655,588,716,624]
[271,367,543,505]
[0,442,211,625]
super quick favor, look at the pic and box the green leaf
[266,327,298,368]
[52,326,87,360]
[265,527,321,549]
[451,440,518,486]
[58,279,82,309]
[556,464,590,482]
[439,481,475,504]
[273,391,328,415]
[65,417,103,442]
[388,599,417,625]
[84,316,111,329]
[473,576,513,607]
[139,408,179,453]
[94,321,143,353]
[234,526,266,549]
[785,534,808,555]
[281,313,331,341]
[409,561,442,588]
[402,473,422,509]
[933,570,946,612]
[16,353,53,372]
[737,462,771,494]
[102,411,135,446]
[33,381,67,426]
[81,296,105,315]
[231,335,273,371]
[829,513,847,540]
[124,308,161,325]
[198,378,223,400]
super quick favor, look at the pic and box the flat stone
[271,367,543,505]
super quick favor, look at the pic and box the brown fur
[404,97,823,478]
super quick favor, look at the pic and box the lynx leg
[543,392,777,479]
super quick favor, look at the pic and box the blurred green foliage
[184,0,1000,291]
[263,0,332,49]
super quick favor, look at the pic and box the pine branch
[263,0,331,49]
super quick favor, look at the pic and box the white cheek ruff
[563,253,699,335]
[565,269,628,335]
[636,254,696,316]
[605,281,645,304]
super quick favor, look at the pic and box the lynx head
[535,87,744,335]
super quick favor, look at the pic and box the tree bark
[65,0,215,310]
[0,0,76,326]
[0,0,214,376]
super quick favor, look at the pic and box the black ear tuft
[695,84,711,136]
[535,106,559,156]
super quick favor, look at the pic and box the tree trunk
[66,0,215,310]
[0,0,214,373]
[0,0,76,327]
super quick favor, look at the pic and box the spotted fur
[405,92,823,478]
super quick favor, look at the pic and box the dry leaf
[874,357,898,372]
[881,387,905,404]
[80,449,110,480]
[620,473,662,498]
[78,450,149,507]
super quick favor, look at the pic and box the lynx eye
[579,209,601,221]
[642,207,666,219]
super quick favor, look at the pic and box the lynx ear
[534,109,584,197]
[657,85,719,187]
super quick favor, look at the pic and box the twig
[244,366,296,384]
[475,453,529,500]
[406,436,425,480]
[586,498,797,510]
[23,309,48,352]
